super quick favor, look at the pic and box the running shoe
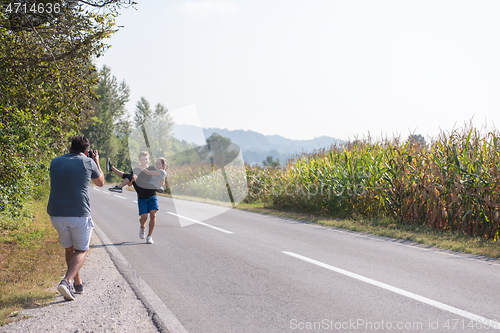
[57,280,75,301]
[108,185,122,193]
[106,158,113,172]
[146,236,154,244]
[73,282,84,294]
[139,227,146,239]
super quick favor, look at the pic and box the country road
[90,186,500,333]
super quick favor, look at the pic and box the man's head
[139,151,149,168]
[70,136,90,154]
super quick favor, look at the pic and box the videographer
[47,136,104,301]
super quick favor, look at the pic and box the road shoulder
[0,230,159,333]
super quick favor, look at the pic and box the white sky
[96,0,500,141]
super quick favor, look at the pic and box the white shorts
[50,216,94,251]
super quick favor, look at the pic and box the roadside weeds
[0,198,66,326]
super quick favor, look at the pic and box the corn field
[245,126,500,241]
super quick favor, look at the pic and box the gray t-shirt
[150,169,167,188]
[47,152,100,217]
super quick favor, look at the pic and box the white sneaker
[139,227,146,239]
[146,236,154,244]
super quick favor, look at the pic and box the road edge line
[93,223,188,333]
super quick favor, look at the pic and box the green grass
[0,193,66,326]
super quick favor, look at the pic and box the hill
[172,124,343,164]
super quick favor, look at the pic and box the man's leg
[111,165,125,178]
[139,213,147,239]
[58,247,87,301]
[147,196,159,238]
[65,246,83,285]
[148,210,157,237]
[139,214,148,228]
[54,216,92,301]
[64,247,88,284]
[118,178,129,188]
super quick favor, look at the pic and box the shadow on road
[90,241,142,248]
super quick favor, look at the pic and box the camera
[86,149,96,158]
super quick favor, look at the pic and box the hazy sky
[96,0,500,141]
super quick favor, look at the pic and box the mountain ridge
[172,124,343,164]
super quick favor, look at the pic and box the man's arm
[137,165,161,176]
[91,151,105,187]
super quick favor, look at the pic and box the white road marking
[283,251,500,329]
[133,200,138,203]
[114,195,127,199]
[102,191,110,195]
[92,223,188,333]
[167,212,234,234]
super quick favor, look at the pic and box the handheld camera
[86,149,96,158]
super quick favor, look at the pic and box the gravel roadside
[0,231,160,333]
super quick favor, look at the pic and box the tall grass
[0,186,66,326]
[245,125,500,241]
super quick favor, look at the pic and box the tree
[206,133,235,167]
[205,133,238,206]
[407,134,426,147]
[80,65,131,181]
[0,1,135,213]
[0,1,137,74]
[149,103,175,158]
[133,97,152,128]
[130,98,176,161]
[206,132,231,145]
[263,156,280,167]
[82,65,130,158]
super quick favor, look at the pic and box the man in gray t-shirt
[47,136,104,301]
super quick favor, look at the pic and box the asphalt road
[90,186,500,333]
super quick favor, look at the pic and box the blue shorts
[137,195,159,215]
